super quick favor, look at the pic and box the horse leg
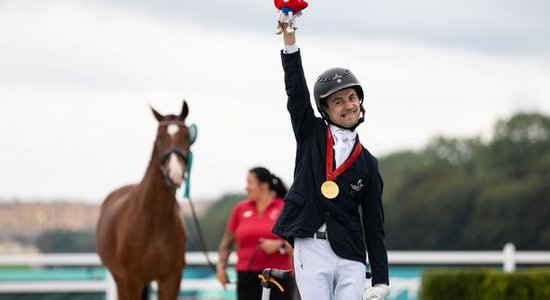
[112,275,127,300]
[157,274,182,300]
[117,277,146,300]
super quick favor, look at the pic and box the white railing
[388,244,550,271]
[0,251,234,267]
[0,251,238,299]
[0,243,549,299]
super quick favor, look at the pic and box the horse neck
[137,157,178,218]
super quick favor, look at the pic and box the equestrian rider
[272,23,391,300]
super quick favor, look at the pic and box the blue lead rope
[184,151,193,199]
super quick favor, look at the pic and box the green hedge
[420,269,550,300]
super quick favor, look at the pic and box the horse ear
[180,101,189,121]
[150,105,163,122]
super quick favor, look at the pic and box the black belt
[314,231,327,240]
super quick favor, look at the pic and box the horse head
[150,101,197,189]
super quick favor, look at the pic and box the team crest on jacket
[350,179,364,192]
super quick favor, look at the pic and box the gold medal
[321,181,339,199]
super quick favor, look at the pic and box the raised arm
[279,26,317,141]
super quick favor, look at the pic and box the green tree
[191,193,246,251]
[380,112,550,250]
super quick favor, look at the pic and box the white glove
[362,284,390,300]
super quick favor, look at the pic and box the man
[272,22,391,300]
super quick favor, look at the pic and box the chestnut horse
[96,101,194,300]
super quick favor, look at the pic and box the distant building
[0,201,99,239]
[0,240,38,254]
[0,199,213,239]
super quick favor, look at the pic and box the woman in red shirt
[216,167,295,300]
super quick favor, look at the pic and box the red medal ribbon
[326,127,363,181]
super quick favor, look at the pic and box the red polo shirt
[227,197,292,271]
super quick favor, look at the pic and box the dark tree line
[382,112,550,250]
[35,230,96,252]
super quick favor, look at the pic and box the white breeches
[293,237,366,300]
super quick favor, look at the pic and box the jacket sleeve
[361,155,390,285]
[281,50,317,141]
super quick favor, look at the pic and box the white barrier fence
[0,251,235,299]
[0,243,549,299]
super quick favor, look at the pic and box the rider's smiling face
[323,88,361,128]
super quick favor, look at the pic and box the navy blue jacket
[272,50,389,285]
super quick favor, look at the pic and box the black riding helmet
[313,67,365,131]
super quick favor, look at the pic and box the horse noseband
[159,147,188,189]
[160,147,189,166]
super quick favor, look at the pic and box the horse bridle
[160,147,189,165]
[157,121,190,189]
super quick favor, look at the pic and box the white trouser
[293,237,366,300]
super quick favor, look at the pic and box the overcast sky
[1,0,549,203]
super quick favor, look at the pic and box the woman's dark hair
[249,167,288,198]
